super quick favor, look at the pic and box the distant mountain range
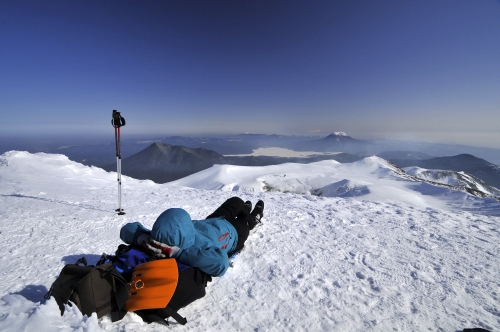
[375,151,434,160]
[5,132,500,167]
[10,129,496,191]
[101,141,500,198]
[102,142,361,183]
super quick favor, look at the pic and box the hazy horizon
[2,131,500,151]
[0,130,500,151]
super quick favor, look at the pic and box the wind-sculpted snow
[0,151,499,331]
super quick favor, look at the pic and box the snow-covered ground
[0,151,498,331]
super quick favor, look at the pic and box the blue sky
[1,1,499,148]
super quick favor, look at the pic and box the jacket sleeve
[177,245,229,277]
[120,222,152,245]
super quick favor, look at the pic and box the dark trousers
[206,197,251,254]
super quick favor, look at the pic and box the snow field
[0,151,498,331]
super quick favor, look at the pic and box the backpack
[44,257,129,322]
[100,244,212,326]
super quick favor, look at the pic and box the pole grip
[112,110,126,128]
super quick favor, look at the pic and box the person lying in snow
[120,197,264,277]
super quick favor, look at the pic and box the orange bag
[124,259,178,312]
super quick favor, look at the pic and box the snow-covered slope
[169,156,500,216]
[0,151,499,331]
[405,166,500,197]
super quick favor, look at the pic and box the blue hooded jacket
[120,208,238,276]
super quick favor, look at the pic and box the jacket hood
[151,208,195,250]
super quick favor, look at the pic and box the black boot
[249,200,264,229]
[244,201,252,214]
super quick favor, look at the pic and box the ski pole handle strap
[112,110,126,127]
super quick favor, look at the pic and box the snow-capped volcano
[0,151,498,331]
[323,132,357,142]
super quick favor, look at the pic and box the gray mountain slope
[102,142,225,183]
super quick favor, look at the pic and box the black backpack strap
[43,287,54,300]
[139,313,170,326]
[137,305,187,326]
[98,263,130,322]
[164,305,187,325]
[74,257,88,266]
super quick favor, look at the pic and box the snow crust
[0,151,499,331]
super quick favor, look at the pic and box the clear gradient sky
[1,1,499,148]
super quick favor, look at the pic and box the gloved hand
[137,234,179,258]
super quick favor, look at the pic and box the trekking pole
[112,110,126,215]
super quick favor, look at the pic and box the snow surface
[0,151,499,331]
